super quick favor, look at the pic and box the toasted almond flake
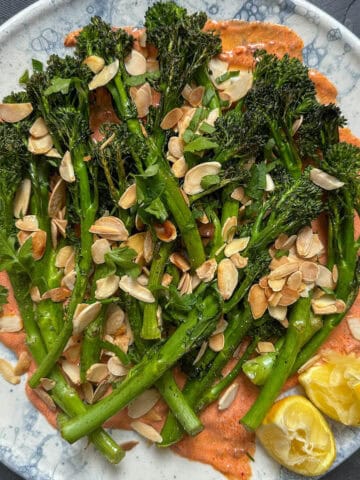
[53,218,67,238]
[268,305,287,322]
[213,317,228,335]
[335,299,346,313]
[0,103,33,124]
[17,230,30,246]
[34,387,56,411]
[46,148,62,158]
[0,314,23,333]
[86,363,109,383]
[217,258,238,300]
[310,168,345,190]
[59,150,75,183]
[268,291,282,307]
[297,354,322,374]
[61,270,76,291]
[120,441,139,452]
[183,161,221,195]
[193,341,208,365]
[188,86,205,107]
[177,107,196,136]
[64,250,75,275]
[92,382,110,403]
[135,213,144,231]
[31,230,47,261]
[316,265,335,289]
[134,82,152,118]
[154,220,177,243]
[83,55,105,73]
[40,377,56,391]
[230,253,248,269]
[161,273,173,287]
[287,270,303,290]
[304,234,325,259]
[265,174,275,192]
[268,277,286,292]
[48,178,66,218]
[73,302,102,335]
[224,237,250,257]
[269,262,299,280]
[190,274,201,291]
[89,59,119,90]
[105,305,125,335]
[91,238,111,265]
[332,265,339,284]
[209,332,225,352]
[296,226,314,258]
[256,341,276,354]
[230,186,245,202]
[90,216,129,241]
[312,303,338,315]
[0,359,20,384]
[95,274,120,300]
[42,286,71,303]
[269,256,290,271]
[170,252,191,273]
[181,84,193,102]
[300,261,319,282]
[13,179,32,218]
[131,421,163,443]
[15,214,39,232]
[30,286,41,303]
[275,233,289,250]
[28,133,53,155]
[222,71,253,102]
[248,284,268,319]
[29,117,48,138]
[128,389,160,419]
[178,272,192,296]
[119,184,137,209]
[347,317,360,340]
[259,276,268,289]
[196,258,217,283]
[282,235,297,250]
[55,246,75,268]
[292,115,304,135]
[125,49,147,76]
[311,295,337,313]
[119,275,155,303]
[160,107,183,130]
[218,382,239,411]
[126,233,146,258]
[221,216,238,243]
[168,136,184,159]
[171,157,188,178]
[142,230,153,265]
[61,360,81,385]
[13,351,31,376]
[278,287,299,307]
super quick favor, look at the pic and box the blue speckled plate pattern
[0,1,359,479]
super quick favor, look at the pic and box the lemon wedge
[256,395,336,476]
[299,351,360,426]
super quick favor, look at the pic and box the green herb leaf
[200,174,220,190]
[32,59,44,72]
[184,137,219,153]
[105,247,141,278]
[44,78,72,96]
[19,70,29,85]
[198,122,215,134]
[144,197,168,222]
[245,162,267,200]
[202,88,215,107]
[125,71,160,87]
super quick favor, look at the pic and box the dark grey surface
[0,0,359,479]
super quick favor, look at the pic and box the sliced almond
[230,186,245,202]
[30,286,41,303]
[230,253,248,269]
[248,284,268,319]
[287,270,303,290]
[168,136,184,159]
[59,151,75,183]
[315,265,335,289]
[119,275,155,303]
[55,246,75,268]
[268,262,299,280]
[256,341,276,354]
[73,302,102,335]
[105,305,125,335]
[86,363,109,384]
[300,261,319,282]
[178,272,192,296]
[126,233,146,258]
[0,102,33,123]
[107,356,129,377]
[61,360,81,385]
[154,220,177,242]
[13,179,31,218]
[160,107,183,130]
[0,314,23,333]
[161,273,173,287]
[61,270,76,291]
[221,216,238,243]
[29,117,48,138]
[332,264,339,284]
[265,174,275,192]
[53,218,67,238]
[217,258,238,300]
[171,157,188,178]
[13,351,31,376]
[282,235,297,250]
[296,226,314,258]
[278,287,299,307]
[118,184,137,209]
[131,421,163,443]
[91,238,111,265]
[143,230,154,264]
[212,317,228,335]
[335,299,346,313]
[125,49,147,76]
[128,389,160,419]
[0,359,20,384]
[268,305,287,321]
[209,332,225,352]
[42,287,71,303]
[347,317,360,340]
[31,230,47,260]
[90,216,129,241]
[224,237,250,257]
[28,133,53,155]
[193,341,208,365]
[188,86,205,107]
[134,82,152,118]
[40,377,56,391]
[33,387,56,411]
[297,353,322,374]
[177,107,196,136]
[15,214,39,232]
[196,258,217,283]
[304,234,325,259]
[310,168,344,190]
[170,252,191,273]
[95,274,120,300]
[17,230,30,246]
[181,84,193,102]
[88,59,119,90]
[268,277,286,292]
[46,148,62,158]
[218,382,239,411]
[48,178,66,218]
[92,382,110,403]
[183,162,221,195]
[268,291,282,307]
[311,295,337,315]
[83,55,105,73]
[222,71,253,102]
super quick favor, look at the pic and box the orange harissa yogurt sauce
[1,19,360,480]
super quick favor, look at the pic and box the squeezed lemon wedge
[299,351,360,426]
[256,395,336,476]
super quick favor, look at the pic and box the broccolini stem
[142,241,172,339]
[61,294,221,443]
[80,308,105,383]
[241,296,312,430]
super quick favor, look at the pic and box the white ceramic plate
[0,1,359,479]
